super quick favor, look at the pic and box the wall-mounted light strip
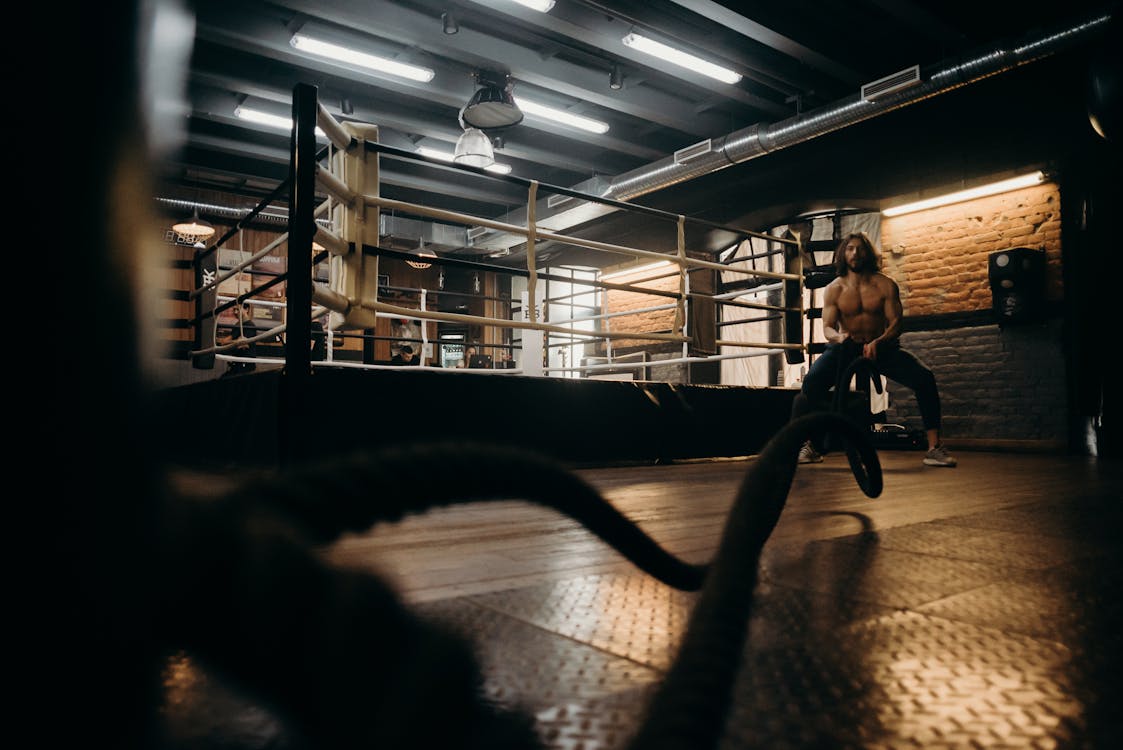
[882,171,1046,216]
[601,260,674,280]
[290,33,435,83]
[621,32,742,84]
[234,106,326,137]
[515,98,610,134]
[416,147,512,174]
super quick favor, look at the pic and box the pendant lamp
[453,127,496,169]
[459,73,523,130]
[407,238,436,269]
[172,207,216,243]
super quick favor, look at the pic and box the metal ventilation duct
[603,9,1113,203]
[163,9,1113,257]
[156,198,470,251]
[467,8,1112,254]
[155,197,291,227]
[379,214,470,251]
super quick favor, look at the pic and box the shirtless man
[793,232,956,467]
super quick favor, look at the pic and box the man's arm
[865,276,903,358]
[876,277,903,345]
[820,282,848,344]
[216,323,235,347]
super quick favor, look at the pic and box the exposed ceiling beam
[424,0,792,117]
[666,0,865,84]
[188,70,621,178]
[861,0,968,45]
[193,10,669,161]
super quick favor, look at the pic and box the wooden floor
[321,449,1119,603]
[164,448,1123,749]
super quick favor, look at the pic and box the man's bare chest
[836,283,885,315]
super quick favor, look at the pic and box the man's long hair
[834,232,882,276]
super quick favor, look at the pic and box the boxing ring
[162,83,816,468]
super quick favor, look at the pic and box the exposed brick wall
[882,320,1068,446]
[648,350,689,384]
[875,182,1069,450]
[881,183,1063,317]
[603,267,683,351]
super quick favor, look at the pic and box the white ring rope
[317,102,356,152]
[192,105,812,377]
[563,302,679,325]
[365,299,689,343]
[190,199,332,300]
[545,348,783,374]
[712,282,785,300]
[363,194,799,281]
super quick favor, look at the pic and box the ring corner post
[281,82,317,467]
[192,246,217,370]
[783,239,806,366]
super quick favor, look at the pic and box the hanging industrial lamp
[406,238,436,269]
[172,207,215,243]
[453,127,496,168]
[459,72,523,130]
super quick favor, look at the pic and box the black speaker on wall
[988,247,1046,325]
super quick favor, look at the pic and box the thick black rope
[831,354,884,415]
[171,412,878,750]
[832,356,885,481]
[624,412,881,750]
[220,441,709,591]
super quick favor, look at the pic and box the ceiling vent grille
[673,138,713,165]
[466,225,488,242]
[547,193,574,208]
[861,65,920,101]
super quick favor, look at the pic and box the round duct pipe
[605,9,1114,203]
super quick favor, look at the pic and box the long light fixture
[417,146,512,174]
[290,33,435,82]
[233,106,327,138]
[621,32,742,85]
[514,0,555,11]
[882,171,1046,217]
[471,0,555,12]
[514,98,609,134]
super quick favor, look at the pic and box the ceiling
[155,0,1119,267]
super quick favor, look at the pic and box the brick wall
[883,321,1068,449]
[590,183,1072,447]
[878,182,1069,450]
[881,183,1063,316]
[603,264,684,351]
[599,264,697,382]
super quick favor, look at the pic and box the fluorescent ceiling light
[514,98,610,134]
[416,147,512,174]
[472,0,555,11]
[234,106,325,137]
[622,32,742,84]
[290,33,435,83]
[514,0,556,11]
[882,171,1046,217]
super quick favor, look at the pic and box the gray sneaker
[798,441,823,464]
[923,443,957,467]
